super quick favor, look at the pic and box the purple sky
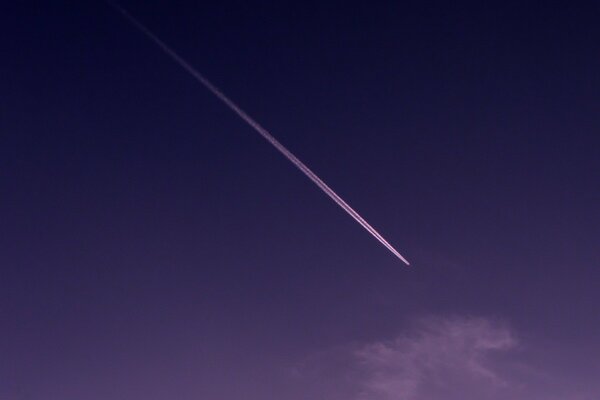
[2,1,599,399]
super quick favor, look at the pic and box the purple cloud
[293,315,600,400]
[354,317,516,400]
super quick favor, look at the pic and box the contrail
[108,3,410,265]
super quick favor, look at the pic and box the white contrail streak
[109,3,410,265]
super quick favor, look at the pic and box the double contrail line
[108,3,410,265]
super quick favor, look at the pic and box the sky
[1,1,599,399]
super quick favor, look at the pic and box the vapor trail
[109,3,410,265]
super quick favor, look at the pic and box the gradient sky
[2,1,599,399]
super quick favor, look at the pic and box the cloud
[354,316,516,400]
[293,315,600,400]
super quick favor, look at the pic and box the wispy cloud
[294,315,600,400]
[354,316,516,400]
